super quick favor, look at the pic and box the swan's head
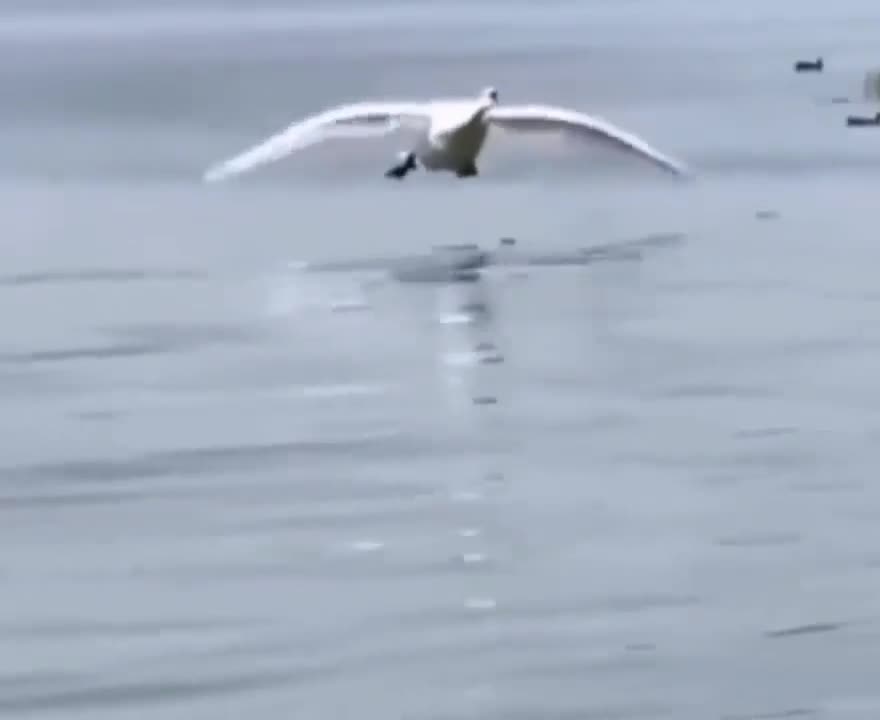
[480,86,499,104]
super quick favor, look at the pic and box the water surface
[3,1,880,718]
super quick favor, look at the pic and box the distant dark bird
[794,57,823,73]
[846,111,880,127]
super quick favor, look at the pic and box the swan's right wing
[203,102,431,183]
[486,104,689,177]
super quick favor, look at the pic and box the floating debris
[479,353,504,365]
[474,341,504,364]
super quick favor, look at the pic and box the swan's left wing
[203,101,431,183]
[486,104,689,177]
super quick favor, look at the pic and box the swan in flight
[203,86,689,183]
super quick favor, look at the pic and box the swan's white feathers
[486,104,688,176]
[201,93,690,183]
[203,101,431,183]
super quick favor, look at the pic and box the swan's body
[203,87,688,183]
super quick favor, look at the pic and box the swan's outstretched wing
[203,102,431,183]
[486,104,689,177]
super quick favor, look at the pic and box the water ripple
[3,432,412,483]
[0,267,205,288]
[0,671,298,714]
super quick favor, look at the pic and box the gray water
[4,1,880,718]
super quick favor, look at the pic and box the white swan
[203,86,689,183]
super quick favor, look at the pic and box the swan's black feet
[384,164,410,180]
[455,161,479,178]
[384,152,417,180]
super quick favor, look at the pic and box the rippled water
[3,1,880,718]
